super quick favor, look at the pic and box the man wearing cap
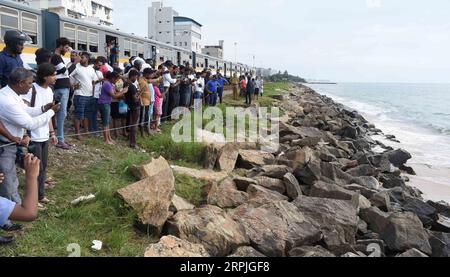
[0,30,32,89]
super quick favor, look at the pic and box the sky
[113,0,450,83]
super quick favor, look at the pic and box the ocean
[306,83,450,203]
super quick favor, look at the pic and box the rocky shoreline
[118,83,450,258]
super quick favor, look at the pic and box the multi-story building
[202,40,224,59]
[148,1,178,45]
[148,1,203,53]
[13,0,114,26]
[173,16,202,53]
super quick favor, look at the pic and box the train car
[0,0,43,68]
[1,0,257,74]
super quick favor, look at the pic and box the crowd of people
[0,30,264,246]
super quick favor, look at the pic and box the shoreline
[302,83,450,204]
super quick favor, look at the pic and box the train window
[77,27,87,42]
[0,7,19,39]
[89,29,98,53]
[124,38,131,57]
[21,12,38,45]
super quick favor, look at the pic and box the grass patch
[174,174,207,207]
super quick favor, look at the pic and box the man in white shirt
[194,71,206,109]
[161,61,178,120]
[0,68,59,231]
[69,52,98,140]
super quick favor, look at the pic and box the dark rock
[345,184,378,199]
[402,196,438,227]
[231,201,322,257]
[399,165,417,176]
[432,214,450,233]
[381,212,432,255]
[260,165,293,179]
[429,231,450,257]
[352,152,371,165]
[254,176,286,195]
[310,181,358,202]
[283,173,303,200]
[427,200,450,218]
[387,149,412,168]
[346,164,378,177]
[368,154,392,173]
[283,147,314,171]
[370,191,392,212]
[293,196,359,249]
[380,174,406,189]
[289,246,336,257]
[341,126,358,139]
[360,207,390,234]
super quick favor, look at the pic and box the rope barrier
[0,101,202,149]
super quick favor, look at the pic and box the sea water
[307,83,450,203]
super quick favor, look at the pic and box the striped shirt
[51,54,71,89]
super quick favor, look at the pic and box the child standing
[125,70,141,148]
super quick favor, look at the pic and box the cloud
[366,0,382,8]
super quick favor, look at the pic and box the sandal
[38,203,47,211]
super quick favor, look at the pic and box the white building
[148,1,178,45]
[13,0,114,26]
[148,1,203,53]
[174,16,202,53]
[202,40,224,59]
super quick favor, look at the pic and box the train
[0,0,252,77]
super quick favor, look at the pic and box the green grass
[0,82,290,257]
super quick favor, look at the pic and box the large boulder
[144,236,210,257]
[429,232,450,257]
[254,176,286,195]
[346,164,378,177]
[260,165,293,179]
[228,247,266,257]
[345,184,379,199]
[207,178,249,209]
[216,143,240,173]
[281,147,314,171]
[117,168,175,235]
[310,181,358,202]
[380,174,406,189]
[170,194,195,213]
[352,176,381,191]
[388,149,412,168]
[165,205,249,256]
[293,196,359,249]
[130,156,172,180]
[231,201,322,257]
[381,212,432,255]
[283,173,303,200]
[289,246,336,257]
[402,196,438,227]
[247,184,289,206]
[236,150,275,169]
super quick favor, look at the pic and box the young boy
[22,63,58,209]
[0,154,40,245]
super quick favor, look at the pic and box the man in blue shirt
[216,73,229,105]
[206,74,219,106]
[0,30,31,88]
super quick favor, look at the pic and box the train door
[205,58,209,69]
[151,45,157,68]
[106,34,118,64]
[192,52,196,69]
[177,51,181,66]
[224,63,227,78]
